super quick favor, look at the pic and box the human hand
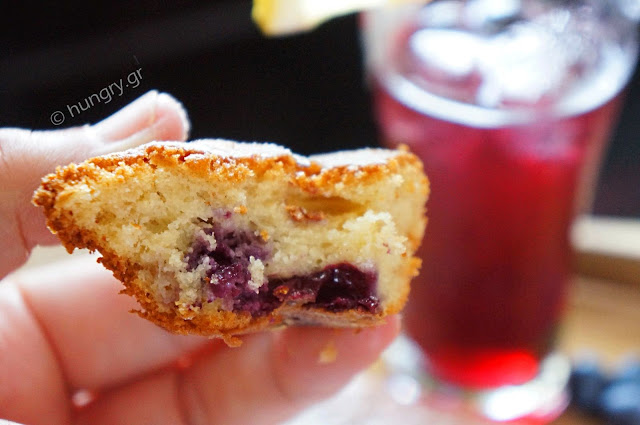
[0,92,400,425]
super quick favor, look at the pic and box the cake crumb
[234,205,248,214]
[318,340,338,364]
[222,334,243,347]
[247,257,266,292]
[285,205,325,222]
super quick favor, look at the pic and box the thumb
[0,90,190,279]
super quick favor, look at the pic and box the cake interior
[44,144,427,320]
[182,212,379,316]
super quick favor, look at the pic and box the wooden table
[554,217,640,424]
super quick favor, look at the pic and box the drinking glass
[362,0,638,421]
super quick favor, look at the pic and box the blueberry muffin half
[33,140,428,345]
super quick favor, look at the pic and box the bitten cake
[33,140,428,344]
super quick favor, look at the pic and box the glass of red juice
[363,0,638,421]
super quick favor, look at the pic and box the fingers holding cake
[1,86,428,425]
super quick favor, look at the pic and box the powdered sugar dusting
[100,139,404,171]
[310,148,402,168]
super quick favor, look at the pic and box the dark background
[1,0,638,216]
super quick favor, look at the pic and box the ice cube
[405,28,484,103]
[476,19,578,108]
[409,28,479,78]
[465,0,521,30]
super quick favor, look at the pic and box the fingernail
[157,92,190,141]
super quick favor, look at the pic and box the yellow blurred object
[253,0,428,36]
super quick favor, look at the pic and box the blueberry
[615,359,640,385]
[570,358,608,412]
[598,382,640,425]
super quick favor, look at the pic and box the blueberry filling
[185,220,269,308]
[184,219,379,316]
[267,264,379,314]
[226,263,379,316]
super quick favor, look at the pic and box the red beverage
[375,82,622,388]
[369,11,635,389]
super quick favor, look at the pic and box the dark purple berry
[270,263,379,313]
[598,382,640,425]
[615,359,640,386]
[570,358,608,412]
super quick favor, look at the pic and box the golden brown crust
[33,141,428,343]
[35,141,425,199]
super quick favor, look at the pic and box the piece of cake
[33,140,428,344]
